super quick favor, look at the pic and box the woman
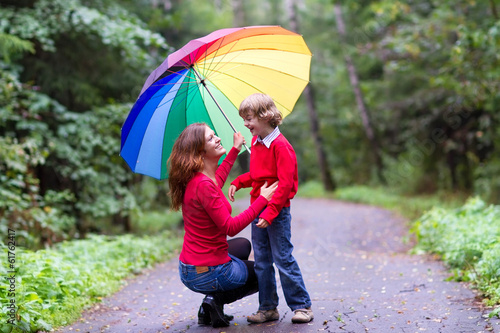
[168,123,277,328]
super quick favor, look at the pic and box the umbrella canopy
[120,25,312,179]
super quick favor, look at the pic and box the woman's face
[203,126,226,160]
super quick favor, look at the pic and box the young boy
[228,93,313,324]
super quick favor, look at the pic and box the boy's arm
[259,145,296,224]
[230,172,253,190]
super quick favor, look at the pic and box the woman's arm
[197,179,268,237]
[215,147,240,189]
[215,132,246,188]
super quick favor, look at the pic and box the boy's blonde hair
[239,93,282,128]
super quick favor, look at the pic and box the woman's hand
[228,184,238,202]
[233,132,245,151]
[256,181,277,228]
[259,181,278,201]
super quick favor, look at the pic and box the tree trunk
[304,84,337,190]
[334,3,386,183]
[490,0,498,19]
[232,0,246,26]
[286,0,336,191]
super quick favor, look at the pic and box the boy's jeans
[251,206,312,311]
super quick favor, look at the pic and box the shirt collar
[254,127,280,148]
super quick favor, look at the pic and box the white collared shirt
[254,127,281,149]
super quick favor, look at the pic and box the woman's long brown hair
[168,123,207,210]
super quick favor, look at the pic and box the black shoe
[201,295,230,328]
[198,304,234,325]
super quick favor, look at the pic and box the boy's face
[243,113,273,138]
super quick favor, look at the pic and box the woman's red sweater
[179,147,268,266]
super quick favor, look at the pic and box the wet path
[57,198,499,333]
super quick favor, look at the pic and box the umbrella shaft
[195,70,251,154]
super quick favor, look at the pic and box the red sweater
[179,147,268,266]
[231,134,298,224]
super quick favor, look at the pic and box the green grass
[0,231,182,333]
[298,181,466,220]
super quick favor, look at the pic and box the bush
[0,232,182,333]
[411,197,500,305]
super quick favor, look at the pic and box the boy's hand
[233,132,245,151]
[256,218,269,228]
[228,184,238,202]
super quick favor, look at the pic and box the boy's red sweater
[231,134,298,224]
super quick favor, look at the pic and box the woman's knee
[227,237,251,259]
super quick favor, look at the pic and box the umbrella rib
[202,61,310,100]
[205,60,310,83]
[162,74,202,112]
[195,33,309,82]
[204,67,303,113]
[191,67,251,153]
[194,34,245,82]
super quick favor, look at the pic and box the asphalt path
[56,198,499,333]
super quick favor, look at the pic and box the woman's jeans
[252,206,312,311]
[179,238,258,304]
[179,254,248,293]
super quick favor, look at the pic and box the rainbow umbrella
[120,25,311,179]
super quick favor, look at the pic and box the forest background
[1,0,500,332]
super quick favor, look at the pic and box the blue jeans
[252,206,312,311]
[179,254,248,294]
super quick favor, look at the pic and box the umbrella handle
[243,142,251,154]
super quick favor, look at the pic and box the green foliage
[0,33,34,63]
[281,0,500,196]
[357,0,499,195]
[0,0,176,249]
[132,209,182,235]
[0,69,76,248]
[1,0,169,111]
[411,197,500,305]
[1,0,166,61]
[51,103,139,224]
[297,180,329,198]
[0,65,141,247]
[0,232,182,333]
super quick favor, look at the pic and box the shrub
[0,232,182,333]
[411,197,500,305]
